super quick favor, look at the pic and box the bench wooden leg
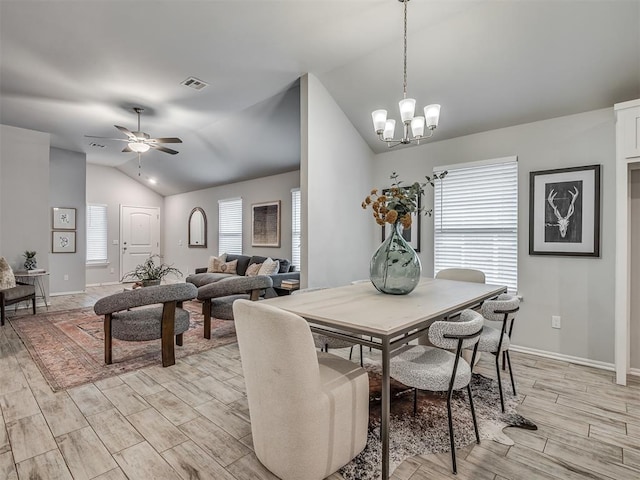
[1,300,5,326]
[32,296,36,315]
[161,301,177,367]
[176,333,183,346]
[104,314,113,364]
[203,300,211,339]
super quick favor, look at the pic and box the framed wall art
[381,187,421,252]
[252,200,281,247]
[529,164,600,257]
[52,231,76,253]
[52,207,76,230]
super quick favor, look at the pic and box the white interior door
[120,205,160,280]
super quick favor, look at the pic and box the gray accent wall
[0,125,50,291]
[301,74,374,288]
[86,164,164,285]
[373,108,615,364]
[49,147,86,294]
[163,170,300,278]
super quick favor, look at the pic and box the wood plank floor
[1,286,639,479]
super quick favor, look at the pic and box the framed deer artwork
[529,164,601,257]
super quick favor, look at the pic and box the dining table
[263,276,507,480]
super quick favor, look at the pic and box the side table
[13,271,49,310]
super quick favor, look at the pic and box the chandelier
[371,0,441,147]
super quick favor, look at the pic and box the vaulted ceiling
[1,1,638,196]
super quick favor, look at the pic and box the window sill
[86,262,110,268]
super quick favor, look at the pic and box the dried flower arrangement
[361,171,447,227]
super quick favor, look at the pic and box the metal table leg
[381,336,391,480]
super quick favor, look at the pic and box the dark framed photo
[252,200,281,247]
[381,188,421,252]
[529,164,600,257]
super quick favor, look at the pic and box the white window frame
[434,156,518,293]
[291,188,301,269]
[86,203,108,265]
[218,197,243,255]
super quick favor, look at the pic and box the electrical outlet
[178,239,183,246]
[63,274,69,281]
[110,267,115,274]
[551,315,561,329]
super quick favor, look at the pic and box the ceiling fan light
[128,142,150,153]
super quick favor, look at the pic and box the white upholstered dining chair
[233,299,369,480]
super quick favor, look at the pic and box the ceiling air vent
[181,77,209,91]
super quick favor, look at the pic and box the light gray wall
[163,170,300,278]
[301,74,374,288]
[373,108,615,364]
[0,125,50,289]
[49,147,86,294]
[630,169,640,369]
[86,164,164,285]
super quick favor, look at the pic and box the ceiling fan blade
[149,137,183,144]
[115,125,136,139]
[84,135,129,142]
[122,145,133,153]
[150,144,179,155]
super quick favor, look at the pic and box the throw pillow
[207,253,228,273]
[214,259,238,274]
[0,257,16,289]
[245,263,262,276]
[258,258,280,276]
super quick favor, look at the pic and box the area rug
[9,301,236,392]
[340,365,537,480]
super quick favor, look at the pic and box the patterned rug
[340,365,537,480]
[9,301,236,392]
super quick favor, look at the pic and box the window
[291,188,301,269]
[218,197,243,255]
[86,204,108,264]
[434,157,518,293]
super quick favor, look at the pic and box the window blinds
[291,188,301,269]
[434,158,518,293]
[218,197,243,255]
[86,204,108,264]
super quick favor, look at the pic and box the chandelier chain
[403,0,408,99]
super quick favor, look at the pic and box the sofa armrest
[197,275,273,301]
[94,283,197,315]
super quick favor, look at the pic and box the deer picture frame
[529,164,600,257]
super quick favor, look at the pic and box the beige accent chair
[233,299,369,480]
[435,268,486,284]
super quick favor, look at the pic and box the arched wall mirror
[188,207,207,248]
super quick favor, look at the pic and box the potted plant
[121,255,182,287]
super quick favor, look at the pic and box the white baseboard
[85,282,121,287]
[50,290,85,297]
[510,344,615,372]
[629,368,640,377]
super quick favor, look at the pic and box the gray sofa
[186,254,299,289]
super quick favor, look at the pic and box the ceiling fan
[85,107,182,155]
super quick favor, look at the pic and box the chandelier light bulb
[424,104,441,129]
[383,119,396,141]
[372,110,388,133]
[411,116,425,138]
[128,142,150,153]
[399,98,416,123]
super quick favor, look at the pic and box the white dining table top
[263,277,506,337]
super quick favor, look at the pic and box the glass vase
[370,222,422,295]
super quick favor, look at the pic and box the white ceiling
[1,0,638,196]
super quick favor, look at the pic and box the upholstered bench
[0,282,36,326]
[94,283,197,367]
